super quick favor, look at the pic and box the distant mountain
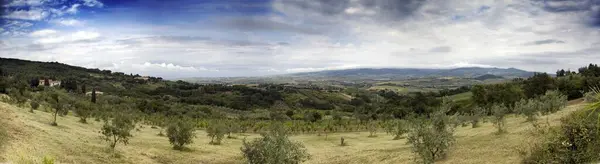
[474,74,504,81]
[289,67,534,79]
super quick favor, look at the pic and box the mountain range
[288,67,534,79]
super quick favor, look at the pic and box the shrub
[468,106,485,128]
[29,100,40,113]
[538,90,568,115]
[367,121,378,137]
[340,137,348,146]
[74,100,93,123]
[491,104,508,134]
[521,107,600,163]
[42,155,55,164]
[241,124,310,164]
[100,114,135,149]
[207,120,226,145]
[515,99,539,122]
[407,107,455,163]
[166,119,196,150]
[388,120,409,140]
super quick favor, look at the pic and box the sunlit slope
[0,100,586,164]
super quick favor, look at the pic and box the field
[0,100,586,164]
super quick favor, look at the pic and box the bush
[367,121,378,137]
[468,106,485,128]
[515,99,539,122]
[29,100,39,113]
[407,104,455,163]
[491,104,508,134]
[42,155,55,164]
[74,100,93,123]
[522,108,600,163]
[207,120,226,145]
[100,114,135,149]
[241,124,310,164]
[538,90,568,115]
[166,119,196,150]
[387,120,409,140]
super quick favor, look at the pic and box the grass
[368,85,408,93]
[449,92,473,101]
[0,100,587,164]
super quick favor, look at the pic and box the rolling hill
[290,67,534,79]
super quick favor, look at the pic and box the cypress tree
[91,87,96,103]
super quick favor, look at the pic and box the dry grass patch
[0,100,587,164]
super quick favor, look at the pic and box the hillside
[290,67,534,79]
[0,98,587,163]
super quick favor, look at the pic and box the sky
[1,0,600,79]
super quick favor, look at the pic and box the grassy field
[0,100,587,164]
[448,92,473,101]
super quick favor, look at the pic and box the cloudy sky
[1,0,600,78]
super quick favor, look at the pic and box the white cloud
[5,0,48,7]
[35,31,100,44]
[4,0,600,78]
[66,4,81,14]
[52,19,84,26]
[30,29,58,37]
[4,8,49,20]
[82,0,104,7]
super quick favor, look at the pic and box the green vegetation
[100,114,136,150]
[241,124,310,164]
[166,119,196,150]
[2,58,600,163]
[407,101,456,163]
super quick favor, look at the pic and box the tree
[207,120,226,145]
[514,99,539,122]
[74,100,93,123]
[241,124,310,164]
[166,118,196,150]
[81,84,86,94]
[285,110,295,119]
[538,90,568,115]
[44,90,67,126]
[100,114,135,149]
[29,100,40,113]
[367,121,378,137]
[491,104,508,134]
[407,104,456,163]
[61,78,78,92]
[388,119,409,140]
[523,73,556,98]
[91,87,96,103]
[556,69,566,77]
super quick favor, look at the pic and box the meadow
[0,99,586,164]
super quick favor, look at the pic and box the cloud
[523,39,566,46]
[429,46,452,53]
[52,19,84,26]
[30,29,58,37]
[4,0,48,7]
[34,31,101,44]
[5,0,600,78]
[82,0,103,7]
[67,4,81,14]
[4,8,49,20]
[215,17,325,35]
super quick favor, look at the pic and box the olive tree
[166,118,196,150]
[207,120,226,145]
[407,100,456,163]
[491,104,509,134]
[241,123,310,164]
[100,114,135,149]
[74,100,94,123]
